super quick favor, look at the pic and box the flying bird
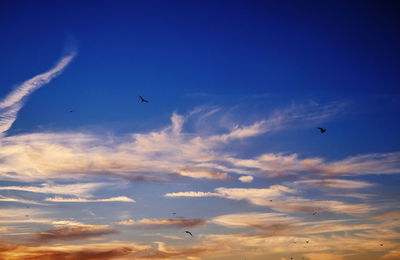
[312,211,319,216]
[138,95,149,103]
[69,110,75,113]
[317,127,326,133]
[184,231,193,236]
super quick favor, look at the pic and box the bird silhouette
[317,127,326,133]
[69,110,75,113]
[184,231,193,236]
[380,243,384,246]
[312,211,319,216]
[139,95,149,103]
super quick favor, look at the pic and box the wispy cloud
[0,182,111,197]
[44,196,135,203]
[166,185,374,214]
[0,102,350,182]
[116,218,207,228]
[294,179,374,189]
[0,51,76,134]
[0,195,48,205]
[34,221,117,242]
[226,152,400,178]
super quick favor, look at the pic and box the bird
[172,212,176,215]
[184,231,193,236]
[269,199,273,202]
[312,211,318,216]
[138,95,149,103]
[69,109,75,113]
[317,127,326,133]
[380,243,384,246]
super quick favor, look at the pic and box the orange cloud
[34,221,117,242]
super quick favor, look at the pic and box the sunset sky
[1,1,400,260]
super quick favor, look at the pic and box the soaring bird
[139,95,149,103]
[317,127,326,133]
[184,231,193,236]
[69,110,75,113]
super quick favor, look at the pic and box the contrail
[0,51,76,134]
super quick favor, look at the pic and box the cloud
[34,221,117,242]
[0,182,110,197]
[166,185,374,214]
[238,175,253,183]
[0,102,349,182]
[380,250,400,259]
[44,196,135,203]
[165,191,222,198]
[0,208,53,224]
[226,152,400,177]
[0,51,76,135]
[173,166,229,180]
[0,241,143,260]
[135,241,209,259]
[116,218,207,228]
[0,195,48,205]
[212,212,375,235]
[294,179,374,189]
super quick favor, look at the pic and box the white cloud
[44,196,135,203]
[0,182,110,197]
[238,175,254,183]
[165,185,374,215]
[0,51,76,134]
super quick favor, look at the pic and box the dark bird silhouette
[172,212,176,215]
[312,211,318,216]
[139,95,149,103]
[380,243,384,246]
[317,127,326,133]
[69,110,75,113]
[184,231,193,236]
[269,200,273,202]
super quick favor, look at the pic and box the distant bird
[184,231,193,236]
[380,243,384,246]
[317,127,326,133]
[172,212,176,215]
[269,199,273,202]
[312,211,319,216]
[138,95,149,103]
[69,110,75,113]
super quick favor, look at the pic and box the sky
[0,0,400,259]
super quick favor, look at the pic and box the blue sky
[0,1,400,260]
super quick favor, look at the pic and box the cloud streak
[34,221,117,242]
[45,196,135,203]
[116,218,207,228]
[0,51,76,134]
